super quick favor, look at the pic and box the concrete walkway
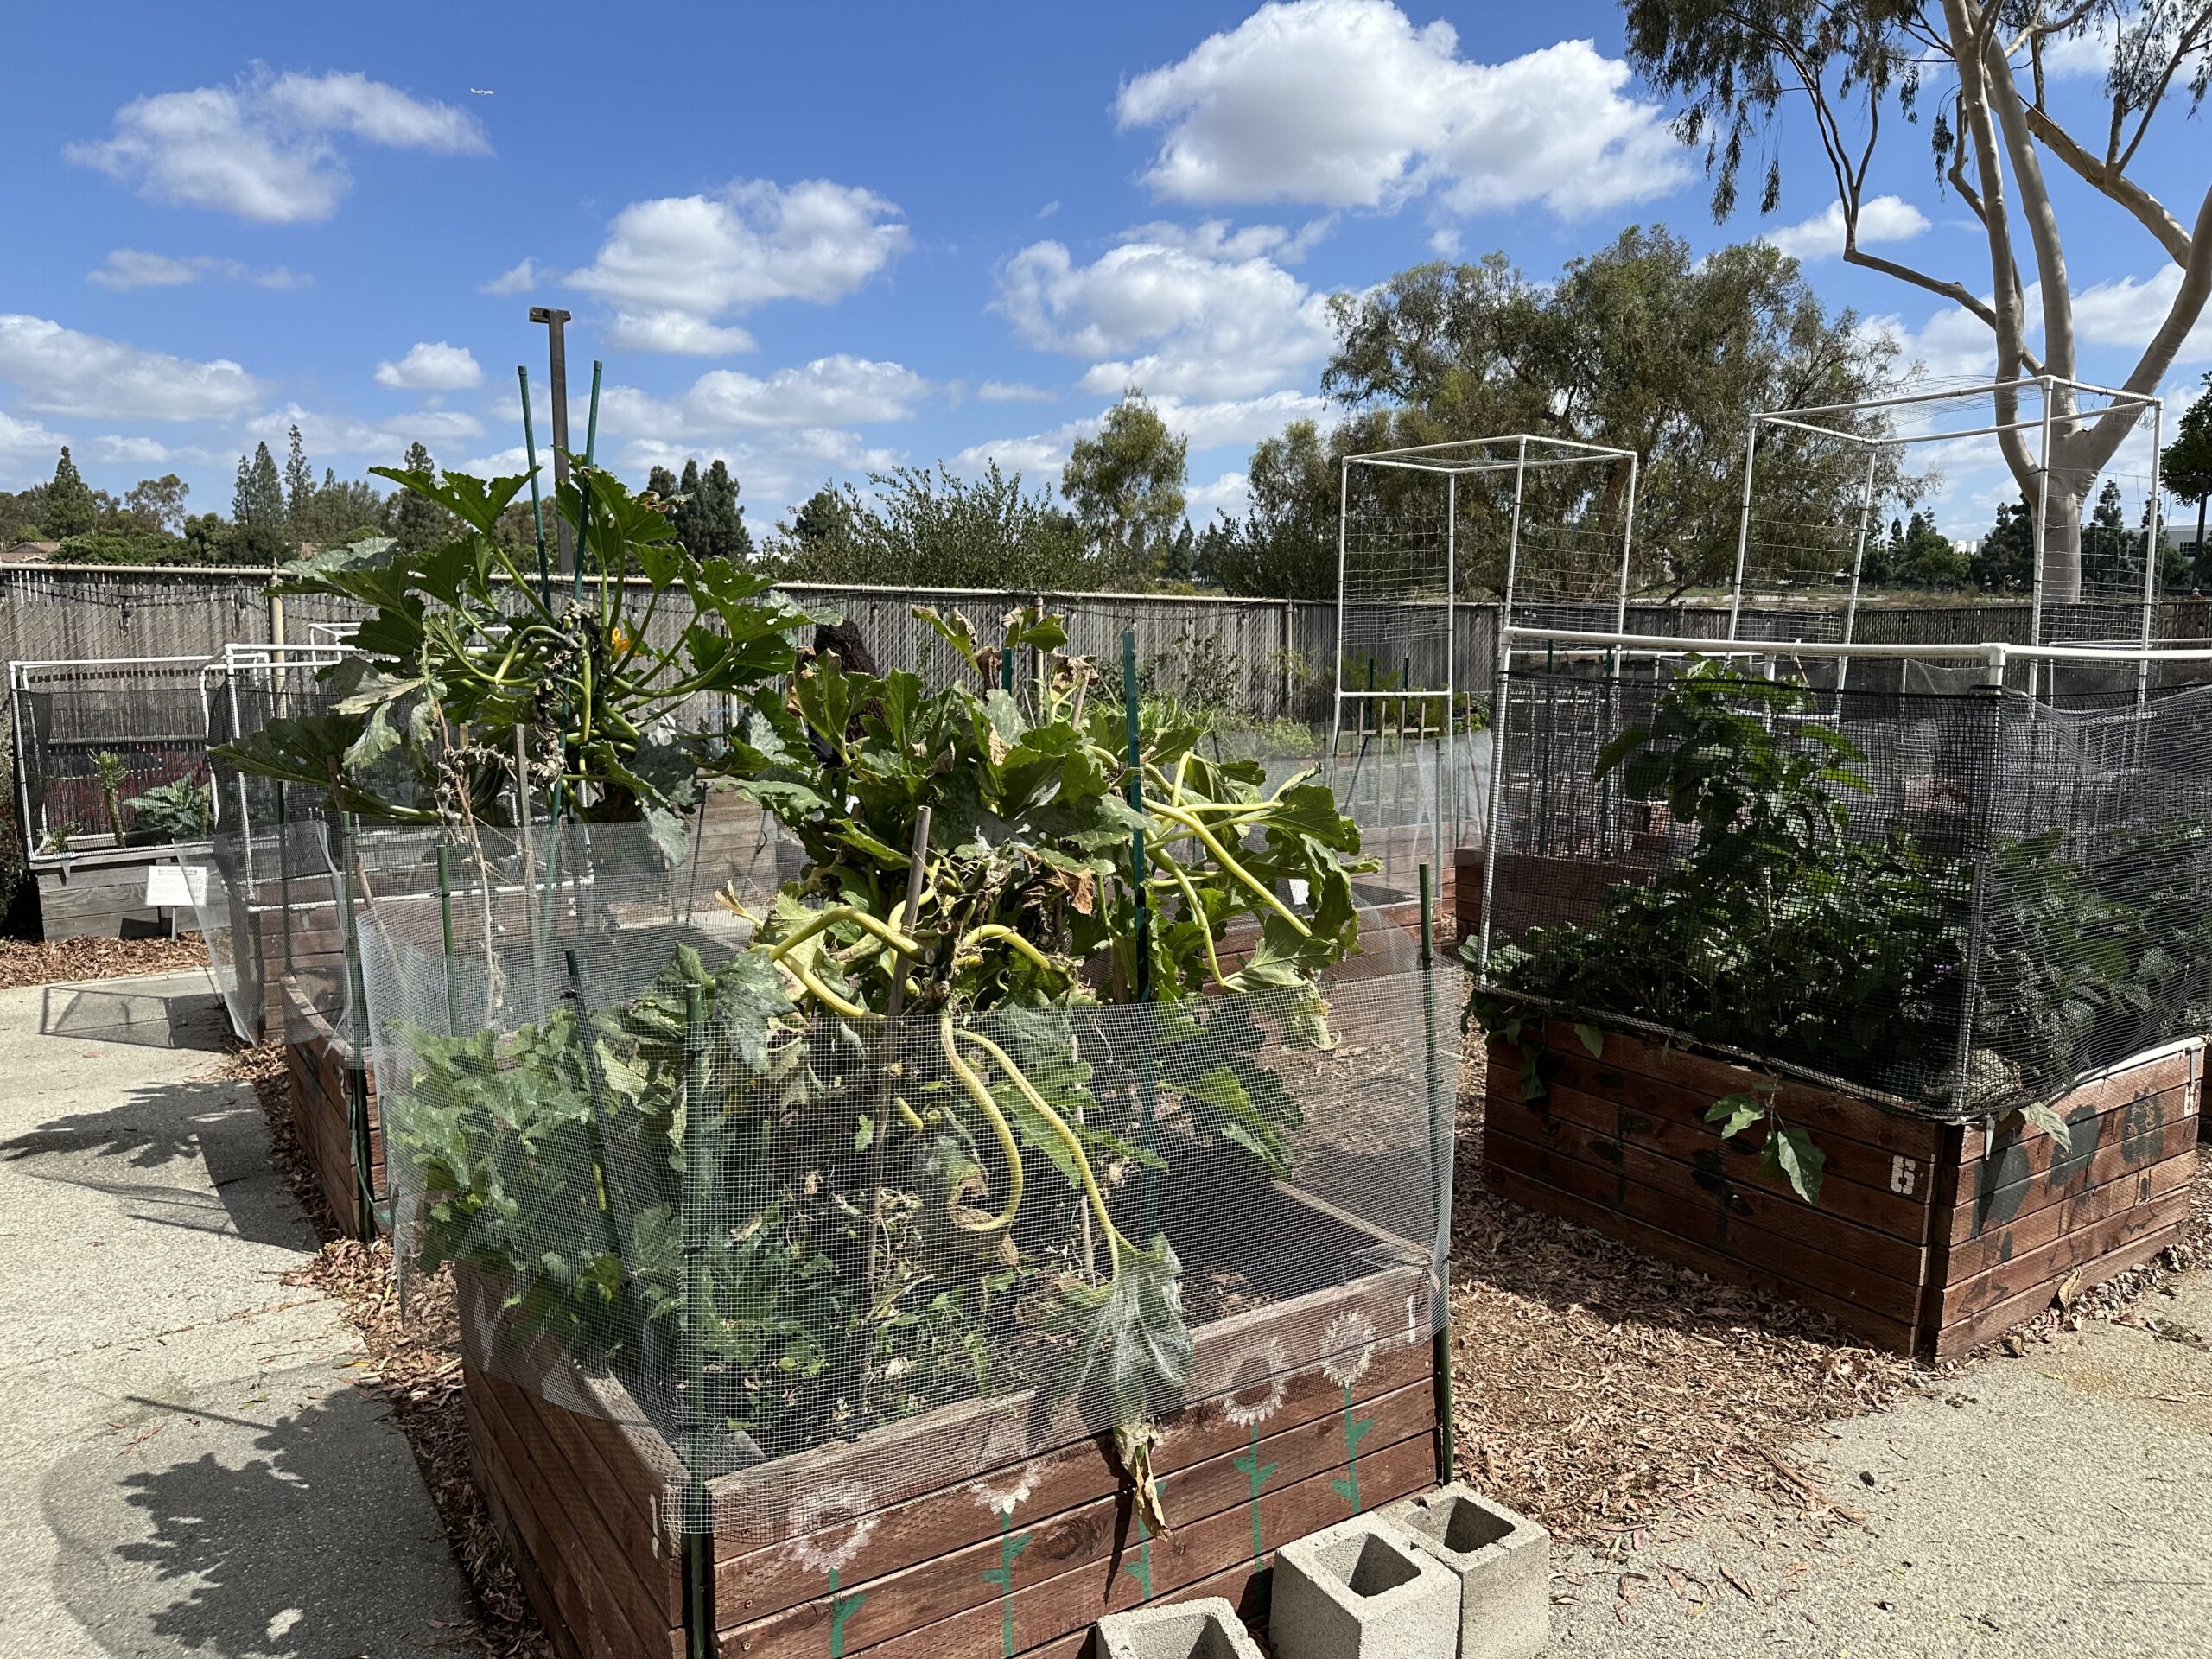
[0,969,472,1659]
[1548,1270,2212,1658]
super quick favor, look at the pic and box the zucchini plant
[393,603,1376,1499]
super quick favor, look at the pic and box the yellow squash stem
[938,1011,1025,1238]
[1146,801,1311,937]
[1152,849,1232,991]
[771,954,869,1020]
[957,923,1062,978]
[767,904,923,963]
[956,1026,1131,1282]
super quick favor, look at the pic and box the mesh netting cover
[355,821,1457,1538]
[1477,665,2212,1118]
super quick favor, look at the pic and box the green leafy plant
[391,602,1375,1501]
[213,463,825,860]
[92,750,131,843]
[123,777,215,842]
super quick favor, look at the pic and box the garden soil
[0,967,474,1658]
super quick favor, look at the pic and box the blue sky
[2,0,2206,541]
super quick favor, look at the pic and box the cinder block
[1094,1596,1264,1659]
[1271,1516,1460,1659]
[1381,1484,1550,1659]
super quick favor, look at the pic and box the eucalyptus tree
[1624,0,2212,601]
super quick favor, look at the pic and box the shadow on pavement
[40,982,229,1052]
[0,1077,305,1249]
[41,1368,465,1657]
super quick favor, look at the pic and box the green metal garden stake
[1122,629,1159,1237]
[1418,862,1458,1481]
[336,812,378,1242]
[518,365,551,608]
[679,979,713,1656]
[435,843,460,1038]
[573,360,603,608]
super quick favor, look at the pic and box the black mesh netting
[1476,665,2212,1119]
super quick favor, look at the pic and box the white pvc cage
[1728,376,2165,695]
[1332,435,1638,874]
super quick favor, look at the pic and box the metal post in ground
[1418,863,1456,1481]
[528,308,575,578]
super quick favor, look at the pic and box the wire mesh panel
[358,819,1456,1550]
[8,656,214,859]
[1475,659,2212,1119]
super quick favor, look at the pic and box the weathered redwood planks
[1483,1020,2202,1358]
[280,974,383,1236]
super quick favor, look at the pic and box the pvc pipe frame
[1498,624,2212,667]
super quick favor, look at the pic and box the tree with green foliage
[1622,0,2212,604]
[1060,389,1188,584]
[390,441,452,555]
[1867,511,1968,590]
[645,463,680,504]
[283,425,315,530]
[2166,372,2212,579]
[693,458,752,563]
[292,469,390,549]
[233,442,286,537]
[0,484,50,544]
[1205,420,1340,601]
[43,447,99,539]
[769,464,1093,589]
[1974,499,2036,594]
[2080,478,2136,585]
[124,474,189,535]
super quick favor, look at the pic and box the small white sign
[145,863,208,910]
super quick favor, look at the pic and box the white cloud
[1116,1,1688,217]
[87,248,311,290]
[0,315,265,421]
[67,66,488,223]
[2041,23,2115,79]
[683,357,926,428]
[0,409,65,457]
[977,380,1057,403]
[997,223,1336,400]
[604,311,758,356]
[2074,265,2212,365]
[249,401,483,457]
[373,340,484,391]
[1761,194,1931,260]
[91,434,184,465]
[954,389,1329,486]
[480,257,543,296]
[568,180,908,353]
[1186,469,1251,518]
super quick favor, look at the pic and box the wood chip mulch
[0,930,212,989]
[219,1039,552,1659]
[1448,1050,2212,1559]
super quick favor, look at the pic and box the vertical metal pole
[1836,447,1878,701]
[528,308,574,577]
[518,365,551,607]
[1474,629,1513,982]
[1417,863,1456,1482]
[1614,453,1640,637]
[336,813,376,1242]
[2031,380,2055,699]
[1444,471,1459,878]
[678,980,713,1657]
[576,360,604,608]
[2139,400,2164,705]
[1332,459,1351,757]
[274,772,294,977]
[435,842,461,1038]
[1122,629,1159,1239]
[1501,438,1529,633]
[1281,598,1294,722]
[1727,423,1760,640]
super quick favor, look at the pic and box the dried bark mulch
[219,1039,551,1659]
[0,930,211,989]
[1448,1050,2212,1559]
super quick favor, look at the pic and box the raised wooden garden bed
[461,1186,1446,1659]
[1482,1017,2202,1360]
[280,973,382,1238]
[1451,847,1649,947]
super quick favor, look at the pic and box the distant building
[1,540,58,563]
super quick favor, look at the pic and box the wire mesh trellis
[8,654,216,861]
[1473,637,2212,1121]
[1727,378,2168,695]
[353,817,1459,1555]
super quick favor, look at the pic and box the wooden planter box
[1483,1018,2202,1360]
[461,1187,1445,1659]
[34,843,212,939]
[280,973,383,1238]
[1451,849,1651,946]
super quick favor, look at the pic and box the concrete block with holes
[1380,1484,1550,1659]
[1270,1514,1460,1659]
[1093,1596,1265,1659]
